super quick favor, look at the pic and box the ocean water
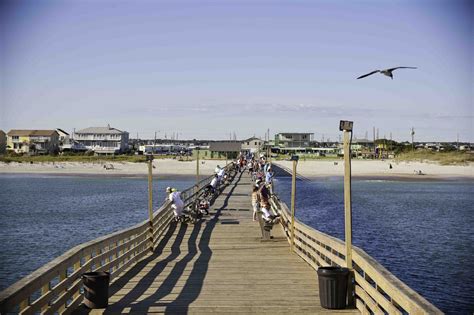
[274,177,474,314]
[0,174,194,292]
[0,175,473,314]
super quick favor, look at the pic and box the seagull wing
[356,70,380,79]
[386,66,417,72]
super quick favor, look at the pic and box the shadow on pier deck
[75,172,357,314]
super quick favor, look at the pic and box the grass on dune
[395,150,473,165]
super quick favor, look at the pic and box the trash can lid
[82,271,110,278]
[317,266,349,276]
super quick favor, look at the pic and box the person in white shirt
[166,187,184,219]
[216,167,225,185]
[210,174,219,191]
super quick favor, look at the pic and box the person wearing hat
[166,187,184,220]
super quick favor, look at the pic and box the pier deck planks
[77,172,358,314]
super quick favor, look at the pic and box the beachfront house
[274,132,314,154]
[208,141,241,159]
[6,129,60,154]
[241,137,263,153]
[74,125,129,155]
[56,128,87,152]
[0,130,6,154]
[274,133,313,148]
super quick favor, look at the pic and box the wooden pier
[0,166,442,314]
[81,171,356,314]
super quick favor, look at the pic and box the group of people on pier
[166,155,277,224]
[235,152,278,224]
[251,156,278,224]
[166,164,228,222]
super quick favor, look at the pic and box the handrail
[0,165,233,315]
[270,195,443,314]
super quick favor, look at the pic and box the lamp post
[340,120,354,306]
[290,154,299,252]
[196,147,200,188]
[339,120,353,269]
[146,154,154,252]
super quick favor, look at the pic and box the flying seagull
[357,66,417,80]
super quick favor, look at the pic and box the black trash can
[317,266,349,309]
[82,271,110,309]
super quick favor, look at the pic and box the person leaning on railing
[166,187,184,221]
[257,179,279,223]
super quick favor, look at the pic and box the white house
[74,125,129,154]
[275,133,313,148]
[241,137,264,153]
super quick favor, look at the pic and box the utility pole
[267,128,270,160]
[373,127,376,159]
[154,131,157,153]
[411,127,415,151]
[457,133,459,150]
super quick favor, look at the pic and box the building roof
[75,126,126,134]
[56,128,69,136]
[209,141,242,152]
[243,137,262,142]
[277,132,314,135]
[7,129,59,137]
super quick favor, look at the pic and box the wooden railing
[0,170,223,315]
[270,196,443,314]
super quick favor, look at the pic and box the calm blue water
[0,174,194,292]
[274,177,474,314]
[1,175,473,313]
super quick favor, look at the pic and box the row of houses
[1,127,470,157]
[0,125,129,155]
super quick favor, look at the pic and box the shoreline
[0,172,199,180]
[302,174,474,182]
[0,159,473,182]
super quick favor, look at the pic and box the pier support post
[290,155,299,252]
[196,148,200,188]
[147,155,154,252]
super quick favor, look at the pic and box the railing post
[290,155,298,252]
[147,155,154,252]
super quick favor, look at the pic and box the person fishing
[166,187,184,221]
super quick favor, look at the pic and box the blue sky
[1,0,472,141]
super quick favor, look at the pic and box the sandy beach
[0,159,473,180]
[0,160,225,178]
[273,160,474,180]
